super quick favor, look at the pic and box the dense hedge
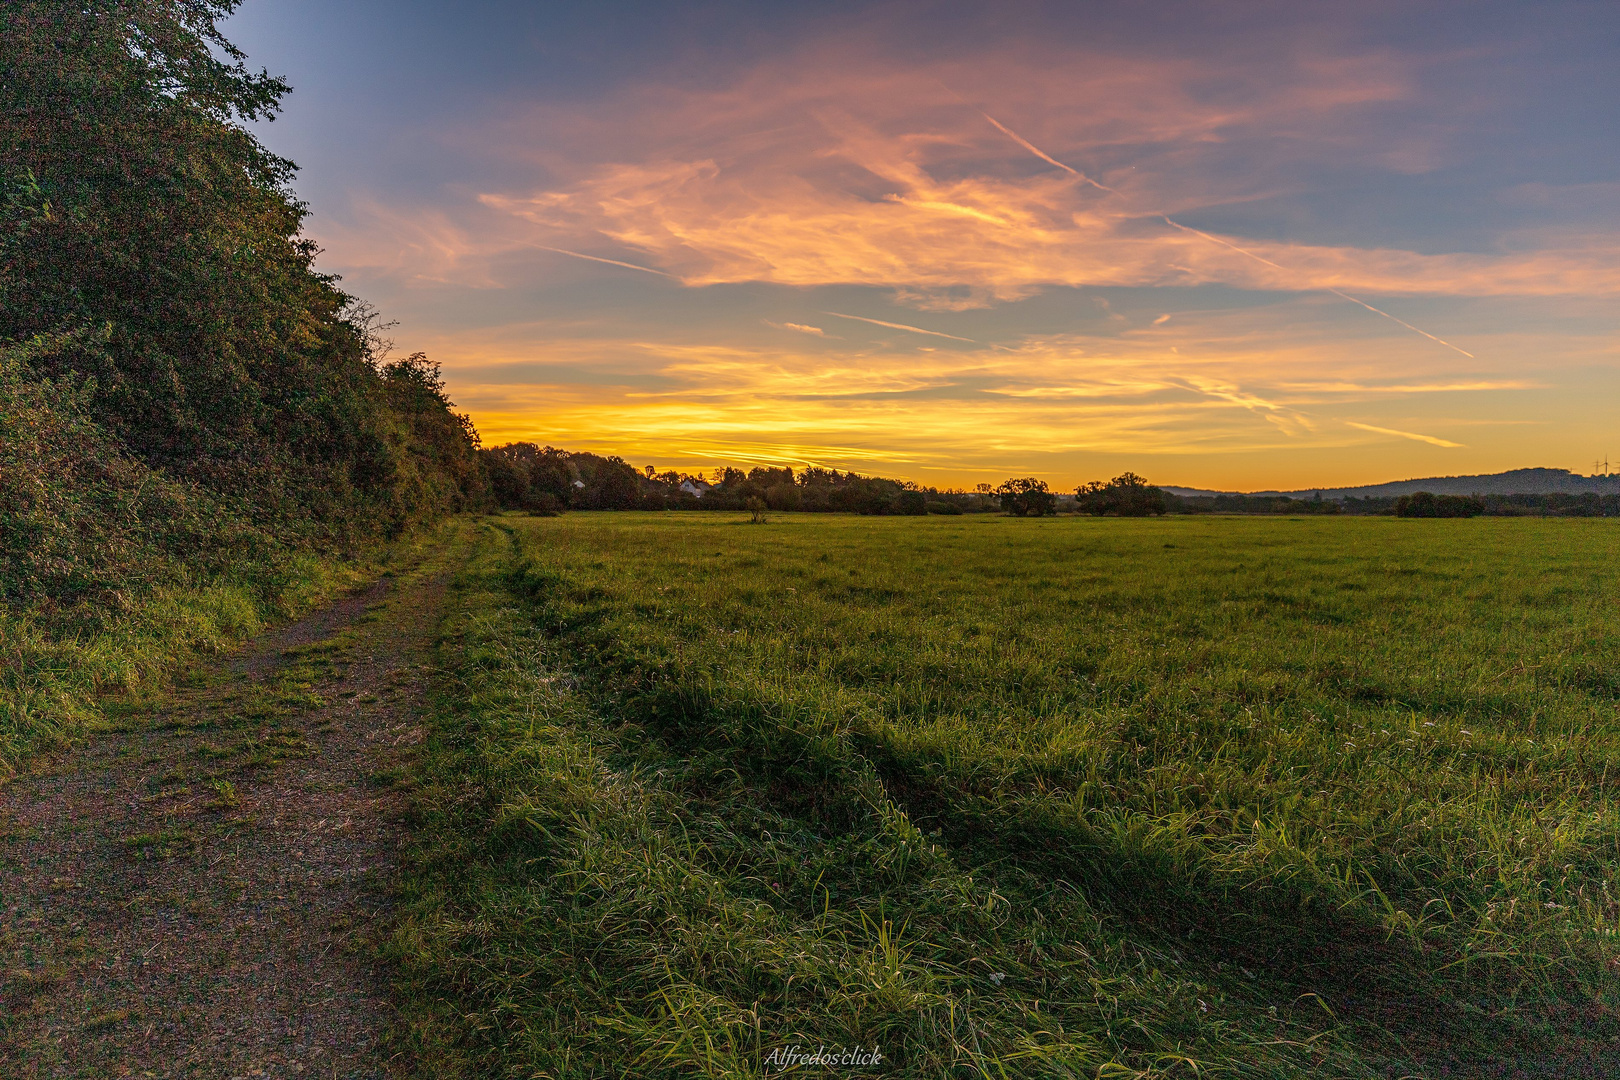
[1,1,486,614]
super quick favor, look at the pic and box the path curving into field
[0,536,465,1078]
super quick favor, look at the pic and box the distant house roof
[679,478,713,496]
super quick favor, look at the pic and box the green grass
[398,512,1620,1077]
[0,523,449,779]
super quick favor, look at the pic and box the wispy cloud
[1345,421,1465,448]
[979,110,1117,195]
[972,111,1478,357]
[533,245,672,276]
[822,312,978,342]
[297,21,1615,490]
[767,320,831,337]
[466,46,1620,309]
[1278,380,1539,395]
[410,297,1572,487]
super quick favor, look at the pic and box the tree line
[482,448,1620,521]
[481,449,1189,518]
[1172,491,1620,517]
[482,446,991,515]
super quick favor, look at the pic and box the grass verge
[0,521,454,781]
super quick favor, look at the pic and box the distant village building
[679,478,713,498]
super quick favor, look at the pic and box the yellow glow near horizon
[433,313,1608,490]
[303,38,1620,491]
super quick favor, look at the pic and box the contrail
[1345,421,1464,448]
[980,112,1475,359]
[535,245,672,276]
[979,112,1118,196]
[1158,218,1476,359]
[823,311,978,342]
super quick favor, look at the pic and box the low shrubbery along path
[0,527,471,1077]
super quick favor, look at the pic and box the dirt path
[0,534,466,1078]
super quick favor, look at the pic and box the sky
[223,0,1620,492]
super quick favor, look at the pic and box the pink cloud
[458,42,1619,306]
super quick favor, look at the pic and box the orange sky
[231,1,1620,491]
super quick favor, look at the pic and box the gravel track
[0,541,462,1079]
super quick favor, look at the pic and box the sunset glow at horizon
[228,1,1618,491]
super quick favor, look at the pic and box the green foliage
[0,2,486,773]
[763,480,801,511]
[4,0,318,470]
[995,476,1056,516]
[1077,471,1169,516]
[482,442,571,513]
[480,443,648,511]
[1,332,210,607]
[1395,491,1484,518]
[479,450,997,517]
[1171,492,1344,514]
[1,1,486,615]
[893,489,927,515]
[401,514,1620,1076]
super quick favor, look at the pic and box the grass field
[399,512,1620,1077]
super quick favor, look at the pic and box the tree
[995,478,1056,517]
[830,475,903,515]
[1108,472,1167,517]
[570,453,642,510]
[480,443,572,513]
[4,0,302,469]
[1075,473,1167,516]
[765,482,802,511]
[894,490,927,515]
[1074,481,1107,516]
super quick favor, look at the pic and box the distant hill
[1165,468,1620,501]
